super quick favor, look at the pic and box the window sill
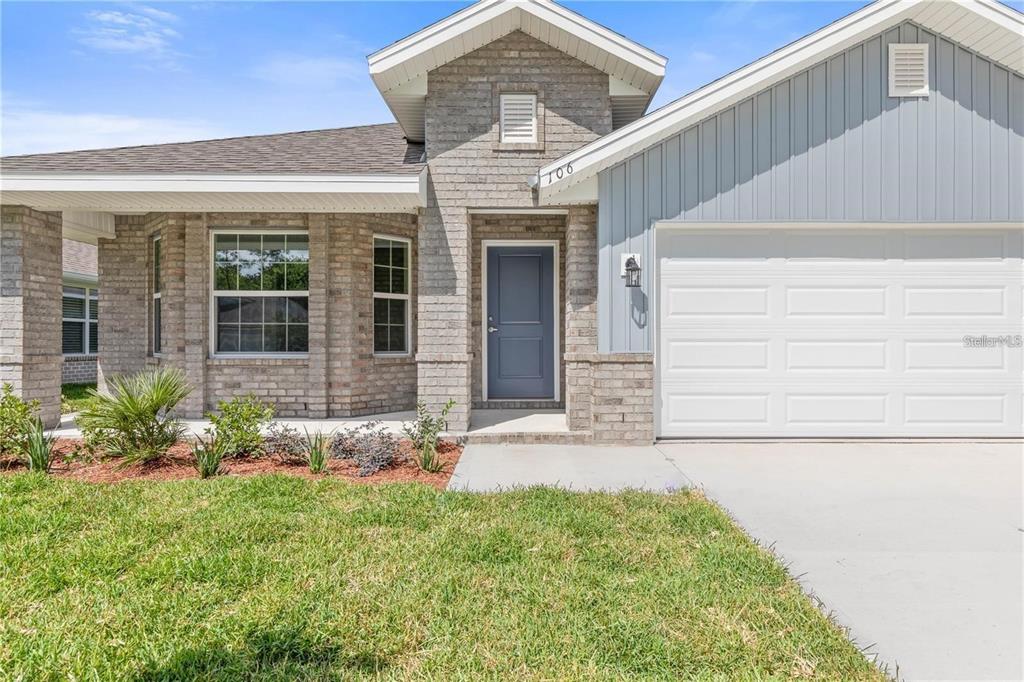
[208,354,309,366]
[63,354,97,360]
[373,352,412,360]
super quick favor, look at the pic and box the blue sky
[0,1,1006,155]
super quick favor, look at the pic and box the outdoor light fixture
[624,255,641,288]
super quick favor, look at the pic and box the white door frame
[481,239,561,402]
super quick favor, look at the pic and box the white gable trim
[535,0,1024,203]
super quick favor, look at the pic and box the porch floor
[467,409,568,434]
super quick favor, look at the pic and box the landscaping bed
[0,438,461,488]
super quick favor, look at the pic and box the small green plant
[402,399,455,473]
[206,394,273,457]
[191,433,227,479]
[1,383,39,455]
[303,428,330,474]
[17,417,56,473]
[76,368,191,467]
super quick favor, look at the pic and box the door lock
[487,326,498,333]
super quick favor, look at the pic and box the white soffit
[0,174,424,214]
[368,0,667,141]
[536,0,1024,203]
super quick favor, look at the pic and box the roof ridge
[1,122,407,161]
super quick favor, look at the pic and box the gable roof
[1,123,424,175]
[536,0,1024,202]
[368,0,667,142]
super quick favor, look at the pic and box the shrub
[1,383,39,455]
[303,429,330,474]
[191,433,226,479]
[76,368,191,467]
[17,417,56,473]
[262,423,305,464]
[206,394,273,457]
[330,421,399,477]
[402,399,455,473]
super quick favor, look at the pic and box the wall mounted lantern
[623,254,642,288]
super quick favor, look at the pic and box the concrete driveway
[660,441,1023,682]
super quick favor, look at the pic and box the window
[212,232,309,354]
[62,286,99,355]
[499,93,537,143]
[373,236,410,354]
[889,44,929,97]
[152,236,161,355]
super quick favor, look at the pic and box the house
[61,239,100,385]
[1,0,1021,441]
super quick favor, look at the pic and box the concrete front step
[459,430,592,445]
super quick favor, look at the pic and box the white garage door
[657,229,1023,438]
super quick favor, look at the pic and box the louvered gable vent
[500,93,537,143]
[889,44,929,97]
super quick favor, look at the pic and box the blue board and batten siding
[597,21,1024,353]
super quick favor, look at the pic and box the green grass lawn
[0,476,884,681]
[60,382,96,414]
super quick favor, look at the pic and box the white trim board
[480,239,561,402]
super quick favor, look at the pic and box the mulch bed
[0,439,462,489]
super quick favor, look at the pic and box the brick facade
[62,356,97,384]
[1,206,63,427]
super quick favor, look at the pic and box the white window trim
[372,233,412,357]
[499,93,538,144]
[208,229,311,359]
[151,235,162,357]
[62,286,98,357]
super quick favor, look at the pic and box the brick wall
[1,206,63,426]
[587,353,655,445]
[62,356,97,384]
[97,216,149,393]
[564,206,599,431]
[420,30,612,430]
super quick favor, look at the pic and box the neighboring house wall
[62,357,97,384]
[597,21,1024,353]
[420,30,612,430]
[97,212,418,418]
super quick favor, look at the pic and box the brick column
[0,206,63,427]
[178,213,208,417]
[306,214,329,418]
[416,187,472,432]
[97,216,149,391]
[564,205,598,432]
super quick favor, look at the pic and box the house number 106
[546,162,573,184]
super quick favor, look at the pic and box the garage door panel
[657,228,1023,437]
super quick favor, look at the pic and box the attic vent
[889,44,929,97]
[500,93,537,143]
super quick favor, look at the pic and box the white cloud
[1,106,224,156]
[250,55,365,90]
[73,5,183,67]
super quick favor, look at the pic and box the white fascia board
[536,0,925,200]
[1,173,422,195]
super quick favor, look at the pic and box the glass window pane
[238,262,262,290]
[89,322,99,354]
[285,263,308,291]
[264,324,287,352]
[373,240,390,267]
[263,262,286,290]
[373,297,388,325]
[63,296,85,319]
[153,299,162,353]
[153,239,161,293]
[287,297,308,323]
[217,297,240,323]
[391,241,408,269]
[390,267,407,295]
[240,325,263,352]
[217,324,239,353]
[63,321,84,354]
[374,325,389,353]
[389,298,406,325]
[286,234,309,263]
[214,234,237,263]
[89,298,98,320]
[214,264,238,291]
[63,286,86,297]
[389,324,406,353]
[373,265,390,293]
[287,324,308,352]
[239,297,263,324]
[265,297,287,323]
[263,234,286,262]
[238,234,262,263]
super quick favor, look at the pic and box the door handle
[487,326,498,333]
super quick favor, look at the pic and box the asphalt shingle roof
[0,123,425,175]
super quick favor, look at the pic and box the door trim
[481,240,560,402]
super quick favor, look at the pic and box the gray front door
[486,245,555,399]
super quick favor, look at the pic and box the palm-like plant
[77,368,191,466]
[18,417,56,473]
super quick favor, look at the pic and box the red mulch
[0,439,462,489]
